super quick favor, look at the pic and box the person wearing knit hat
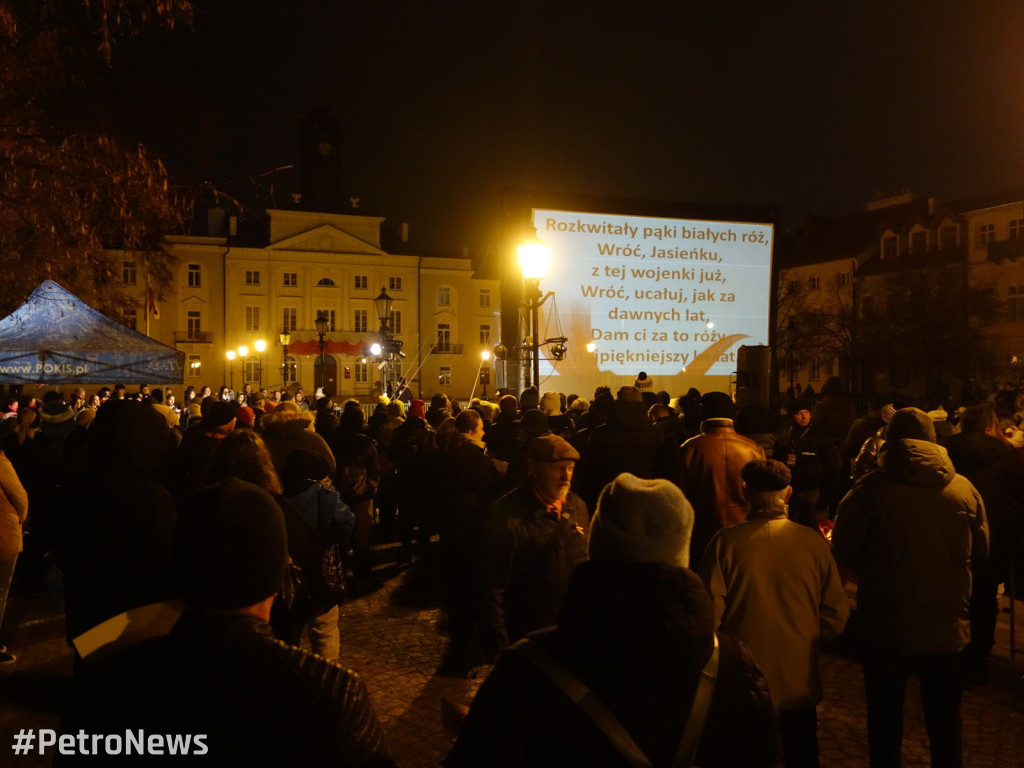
[772,397,843,528]
[483,432,589,650]
[449,469,778,768]
[65,477,396,767]
[699,458,848,768]
[539,391,561,416]
[833,409,988,768]
[633,371,654,392]
[409,398,426,420]
[589,473,693,568]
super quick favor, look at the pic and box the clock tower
[298,104,346,212]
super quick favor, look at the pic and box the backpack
[290,480,355,605]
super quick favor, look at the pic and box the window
[122,308,137,330]
[316,277,335,287]
[389,277,402,291]
[245,270,261,286]
[809,356,822,381]
[436,323,451,352]
[187,264,201,287]
[808,275,821,291]
[1008,285,1024,322]
[354,275,368,290]
[244,357,260,384]
[940,224,958,249]
[95,262,109,284]
[438,286,451,306]
[283,272,298,287]
[317,309,337,332]
[910,231,927,254]
[787,280,800,295]
[479,324,491,345]
[245,306,260,332]
[283,354,297,384]
[1011,219,1024,240]
[388,310,402,335]
[187,355,202,378]
[122,261,137,286]
[282,307,297,333]
[480,288,492,307]
[978,223,996,246]
[836,272,851,288]
[187,310,201,340]
[355,362,368,383]
[480,367,491,386]
[439,366,452,386]
[354,309,368,333]
[810,311,825,331]
[882,236,898,259]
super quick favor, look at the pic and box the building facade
[121,208,498,402]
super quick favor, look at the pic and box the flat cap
[528,434,580,463]
[741,459,792,491]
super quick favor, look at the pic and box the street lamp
[279,327,292,388]
[315,311,329,393]
[254,339,266,390]
[373,287,403,397]
[226,349,236,391]
[471,349,491,401]
[518,239,552,390]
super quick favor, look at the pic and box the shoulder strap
[513,639,652,768]
[513,634,720,768]
[671,633,719,768]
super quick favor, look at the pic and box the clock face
[318,141,333,156]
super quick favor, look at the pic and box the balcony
[987,237,1024,263]
[174,331,214,344]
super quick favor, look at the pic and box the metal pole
[531,288,541,391]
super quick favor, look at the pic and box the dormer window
[882,236,899,259]
[910,231,927,254]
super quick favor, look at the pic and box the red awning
[286,338,372,356]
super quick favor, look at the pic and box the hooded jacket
[832,438,988,655]
[447,562,777,768]
[261,410,337,479]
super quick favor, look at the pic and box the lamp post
[237,345,248,388]
[374,286,400,397]
[226,350,236,392]
[279,327,291,388]
[518,240,551,390]
[315,311,329,393]
[254,339,266,391]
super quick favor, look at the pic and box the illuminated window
[283,355,297,384]
[439,366,452,386]
[187,355,202,378]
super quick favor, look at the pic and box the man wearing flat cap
[700,459,848,768]
[833,407,988,768]
[483,434,589,653]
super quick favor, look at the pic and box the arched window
[316,277,336,287]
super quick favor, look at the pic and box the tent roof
[0,280,184,384]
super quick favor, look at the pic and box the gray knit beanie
[589,473,694,568]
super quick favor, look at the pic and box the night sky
[119,1,1024,254]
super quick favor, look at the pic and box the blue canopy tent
[0,280,184,385]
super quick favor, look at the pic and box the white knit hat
[588,473,694,568]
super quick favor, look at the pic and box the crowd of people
[0,371,1019,767]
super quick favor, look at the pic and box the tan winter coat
[699,504,849,709]
[0,450,29,561]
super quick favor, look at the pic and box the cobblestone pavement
[2,546,1024,767]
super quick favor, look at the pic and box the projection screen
[527,208,773,398]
